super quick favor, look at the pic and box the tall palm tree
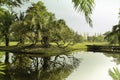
[0,8,15,64]
[25,1,48,45]
[25,1,56,46]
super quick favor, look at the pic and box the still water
[66,51,119,80]
[0,51,120,80]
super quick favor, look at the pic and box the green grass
[0,41,109,56]
[0,42,18,46]
[69,42,109,50]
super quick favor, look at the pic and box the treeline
[0,1,85,48]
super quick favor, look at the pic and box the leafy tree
[0,8,15,46]
[0,0,29,6]
[11,12,27,45]
[104,31,118,45]
[73,32,84,43]
[104,24,120,45]
[25,1,52,46]
[50,19,74,48]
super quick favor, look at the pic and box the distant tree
[73,32,84,43]
[87,34,104,42]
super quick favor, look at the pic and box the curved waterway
[0,51,120,80]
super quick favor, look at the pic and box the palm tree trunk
[5,34,9,64]
[5,34,9,46]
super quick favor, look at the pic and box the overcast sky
[15,0,120,35]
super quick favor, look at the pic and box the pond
[0,51,120,80]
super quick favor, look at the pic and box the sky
[15,0,120,35]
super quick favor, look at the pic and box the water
[0,51,120,80]
[66,51,119,80]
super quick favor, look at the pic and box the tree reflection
[1,53,80,80]
[104,53,120,80]
[104,53,120,65]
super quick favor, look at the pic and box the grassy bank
[0,42,109,56]
[69,42,109,50]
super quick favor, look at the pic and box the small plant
[109,67,120,80]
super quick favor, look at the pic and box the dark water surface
[0,51,120,80]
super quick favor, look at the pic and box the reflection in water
[66,52,120,80]
[0,51,120,80]
[104,53,120,65]
[0,53,80,80]
[104,53,120,80]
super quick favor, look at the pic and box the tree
[11,12,27,45]
[50,19,74,48]
[25,1,52,46]
[73,32,84,43]
[104,24,120,45]
[0,8,15,46]
[104,31,118,45]
[0,0,29,7]
[105,10,120,45]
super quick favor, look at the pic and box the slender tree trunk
[5,34,9,46]
[5,34,9,64]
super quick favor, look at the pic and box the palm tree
[105,24,120,45]
[0,8,15,46]
[25,1,56,47]
[112,24,120,45]
[0,8,15,64]
[25,1,48,45]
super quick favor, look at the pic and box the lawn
[0,41,109,56]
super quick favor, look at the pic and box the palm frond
[0,63,6,75]
[109,67,120,80]
[72,0,95,27]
